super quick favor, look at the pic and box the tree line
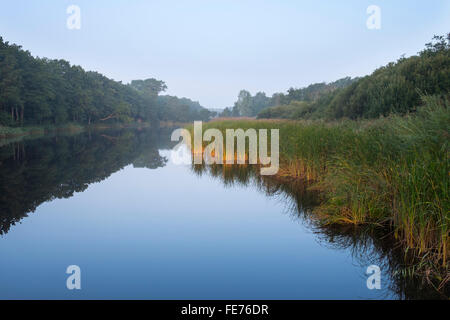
[223,34,450,120]
[221,77,356,118]
[0,36,214,127]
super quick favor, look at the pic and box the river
[0,127,437,299]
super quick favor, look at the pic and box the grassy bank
[0,123,84,139]
[0,121,155,140]
[197,96,449,282]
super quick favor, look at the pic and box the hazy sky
[1,0,449,108]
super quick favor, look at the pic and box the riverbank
[195,96,449,288]
[0,123,83,139]
[0,121,154,141]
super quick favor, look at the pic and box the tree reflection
[0,127,174,235]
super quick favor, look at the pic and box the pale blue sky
[0,0,449,108]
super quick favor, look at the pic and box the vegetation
[221,77,356,117]
[221,91,271,117]
[0,122,86,139]
[257,101,312,119]
[1,125,445,298]
[207,36,450,287]
[0,36,213,130]
[198,95,449,287]
[1,30,448,295]
[157,95,215,122]
[256,35,450,120]
[191,163,446,299]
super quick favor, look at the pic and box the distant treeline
[157,95,214,122]
[0,37,214,127]
[221,77,356,118]
[222,34,450,120]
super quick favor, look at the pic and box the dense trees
[222,77,355,118]
[220,90,270,117]
[0,37,212,127]
[256,34,450,120]
[2,33,448,125]
[320,35,450,119]
[277,77,356,106]
[157,95,215,122]
[257,101,311,119]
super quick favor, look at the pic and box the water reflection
[0,127,173,235]
[191,163,448,299]
[0,128,446,299]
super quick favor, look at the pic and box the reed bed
[194,96,449,280]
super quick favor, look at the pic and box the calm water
[0,128,433,299]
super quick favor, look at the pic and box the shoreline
[0,122,155,141]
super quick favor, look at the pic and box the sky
[0,0,449,109]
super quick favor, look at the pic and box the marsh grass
[192,96,449,283]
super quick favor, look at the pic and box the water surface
[0,128,433,299]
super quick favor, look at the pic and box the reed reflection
[191,162,448,300]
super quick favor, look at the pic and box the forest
[223,34,450,120]
[0,37,214,128]
[221,77,356,118]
